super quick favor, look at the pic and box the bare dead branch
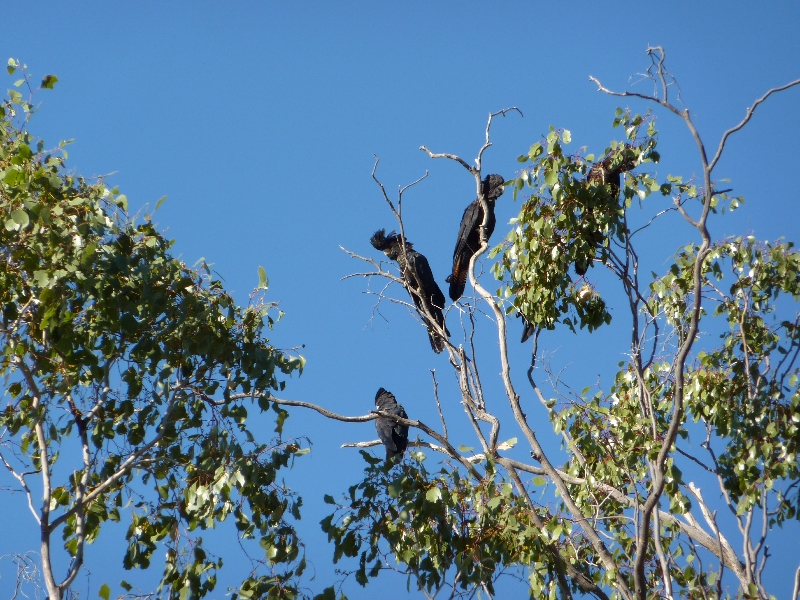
[246,394,483,478]
[476,107,523,172]
[430,370,448,440]
[709,77,800,172]
[0,453,39,525]
[419,145,476,175]
[399,170,430,197]
[372,155,398,216]
[686,482,747,586]
[341,439,487,463]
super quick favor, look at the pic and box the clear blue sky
[2,2,799,598]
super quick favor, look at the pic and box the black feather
[448,174,505,301]
[519,314,537,343]
[374,388,409,461]
[370,229,450,353]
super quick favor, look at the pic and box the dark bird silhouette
[575,148,639,276]
[374,387,409,461]
[370,229,450,353]
[446,174,505,301]
[519,314,536,343]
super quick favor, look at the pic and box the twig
[709,77,800,171]
[419,146,476,175]
[476,107,522,172]
[341,439,487,463]
[0,455,39,524]
[685,482,747,586]
[238,394,482,478]
[430,370,448,439]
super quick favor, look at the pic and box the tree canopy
[318,49,800,599]
[0,61,307,600]
[1,46,800,600]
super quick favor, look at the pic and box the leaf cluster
[320,452,598,599]
[492,110,660,332]
[0,83,308,599]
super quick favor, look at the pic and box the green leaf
[562,129,571,144]
[545,170,558,186]
[7,58,16,74]
[155,195,167,210]
[258,266,269,290]
[458,445,474,453]
[323,494,336,505]
[11,209,28,227]
[314,588,337,600]
[4,168,24,186]
[98,583,111,600]
[387,483,401,498]
[41,74,58,89]
[425,487,441,502]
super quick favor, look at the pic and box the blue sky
[2,2,800,598]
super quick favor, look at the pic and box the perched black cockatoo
[374,388,409,461]
[446,174,505,301]
[370,229,450,353]
[576,148,639,276]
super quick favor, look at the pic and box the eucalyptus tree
[0,60,308,600]
[285,48,800,599]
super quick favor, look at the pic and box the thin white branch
[476,107,522,171]
[419,146,476,175]
[0,453,39,525]
[240,394,483,478]
[686,482,747,586]
[430,370,448,440]
[709,77,800,171]
[48,389,179,532]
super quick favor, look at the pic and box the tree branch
[476,107,522,172]
[48,388,180,532]
[0,453,39,525]
[249,394,483,478]
[709,77,800,172]
[418,146,476,175]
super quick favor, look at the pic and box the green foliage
[493,111,660,332]
[684,238,800,519]
[536,238,800,595]
[326,105,800,598]
[321,451,592,598]
[0,70,307,599]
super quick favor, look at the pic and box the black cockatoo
[370,229,450,353]
[446,174,505,301]
[575,148,639,276]
[374,388,409,461]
